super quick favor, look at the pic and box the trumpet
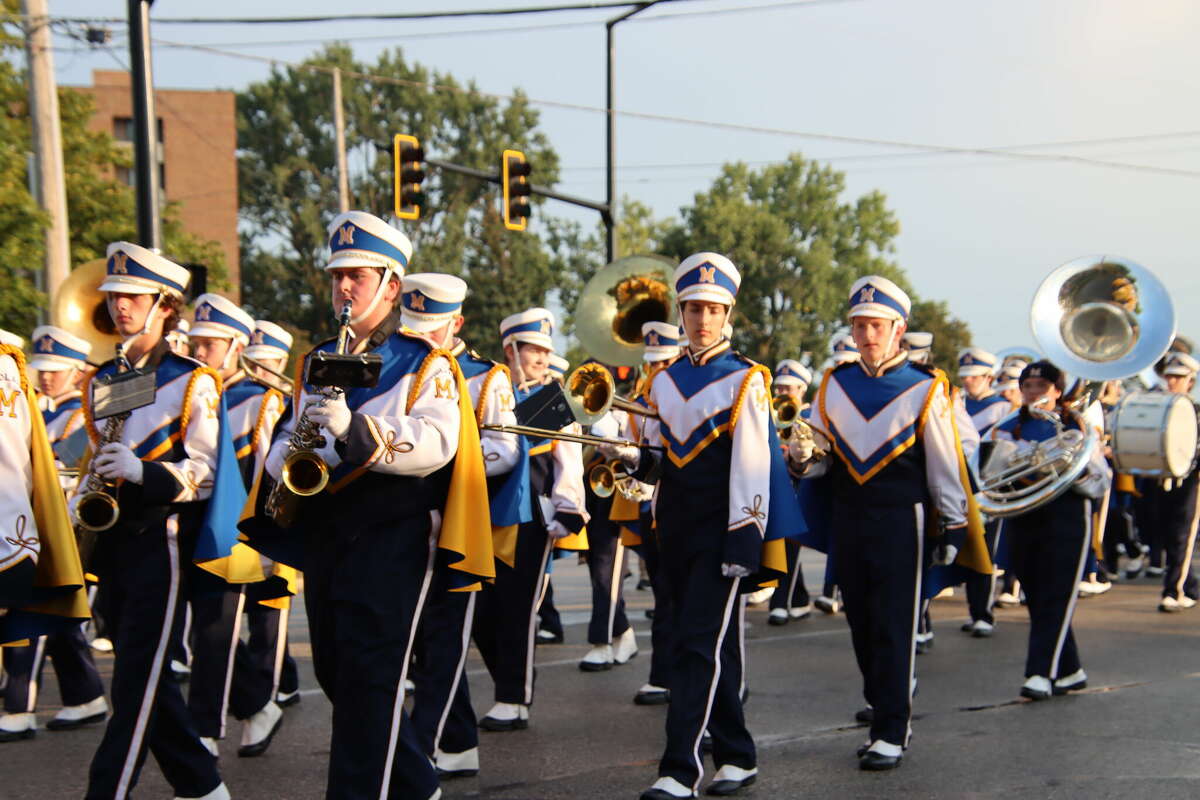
[772,395,800,430]
[240,352,294,395]
[264,302,354,527]
[566,363,657,426]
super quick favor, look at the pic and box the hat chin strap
[349,269,397,327]
[119,292,165,360]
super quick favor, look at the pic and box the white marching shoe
[479,702,529,731]
[47,695,108,730]
[613,627,638,664]
[767,608,789,626]
[89,636,113,653]
[641,775,696,798]
[237,700,283,757]
[174,782,231,800]
[1020,675,1052,700]
[0,712,37,742]
[580,644,614,672]
[435,746,480,778]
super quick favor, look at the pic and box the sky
[39,0,1200,356]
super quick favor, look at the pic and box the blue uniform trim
[107,252,188,294]
[328,222,409,268]
[42,396,82,427]
[33,335,88,362]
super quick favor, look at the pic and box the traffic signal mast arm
[424,155,612,220]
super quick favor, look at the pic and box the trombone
[239,352,294,395]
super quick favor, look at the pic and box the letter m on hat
[698,265,716,283]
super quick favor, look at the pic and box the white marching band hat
[0,329,23,348]
[957,347,998,378]
[831,334,860,364]
[29,325,92,372]
[325,211,411,276]
[500,307,555,351]
[100,242,191,298]
[244,320,293,362]
[548,354,570,377]
[165,318,190,346]
[642,321,681,363]
[903,331,933,363]
[848,275,911,322]
[1162,352,1200,377]
[774,359,812,388]
[190,293,256,346]
[674,252,741,307]
[401,273,467,334]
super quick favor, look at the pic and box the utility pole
[605,1,663,264]
[22,0,71,300]
[332,67,350,213]
[128,0,161,249]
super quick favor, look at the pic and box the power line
[15,1,695,26]
[149,38,1200,180]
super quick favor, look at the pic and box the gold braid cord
[250,389,284,456]
[407,349,455,414]
[180,367,223,443]
[475,364,511,428]
[729,364,771,432]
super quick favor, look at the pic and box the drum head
[1163,394,1199,477]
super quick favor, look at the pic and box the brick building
[71,70,240,298]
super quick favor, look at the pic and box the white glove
[265,444,286,482]
[92,442,144,484]
[721,562,752,578]
[307,394,353,442]
[787,437,815,465]
[546,520,571,540]
[67,493,82,526]
[933,543,959,566]
[599,443,640,467]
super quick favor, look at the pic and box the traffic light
[501,149,532,231]
[393,134,425,220]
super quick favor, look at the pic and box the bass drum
[1110,391,1199,478]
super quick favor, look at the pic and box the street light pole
[128,0,161,249]
[605,1,664,263]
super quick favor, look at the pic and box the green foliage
[237,44,560,360]
[0,7,226,336]
[909,298,973,378]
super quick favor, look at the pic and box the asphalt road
[7,554,1200,799]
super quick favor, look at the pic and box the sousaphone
[51,258,121,364]
[575,255,677,368]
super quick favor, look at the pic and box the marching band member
[987,361,1109,699]
[239,321,301,709]
[957,348,1013,637]
[831,334,859,366]
[0,327,107,742]
[619,253,782,800]
[474,308,588,731]
[629,321,681,707]
[258,211,491,800]
[1155,353,1200,612]
[902,331,933,364]
[535,352,569,647]
[767,359,814,626]
[580,360,638,673]
[404,272,524,779]
[802,276,972,771]
[186,294,283,757]
[78,243,229,800]
[166,319,191,357]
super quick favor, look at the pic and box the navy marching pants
[1007,493,1091,680]
[1159,474,1200,600]
[86,518,222,800]
[584,491,631,645]
[2,625,104,713]
[412,571,479,758]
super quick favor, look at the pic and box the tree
[909,298,972,378]
[0,3,226,335]
[237,44,561,360]
[655,154,970,369]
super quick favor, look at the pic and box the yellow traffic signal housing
[501,149,532,232]
[394,134,426,220]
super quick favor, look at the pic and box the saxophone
[75,411,130,533]
[264,302,354,527]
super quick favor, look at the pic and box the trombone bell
[771,395,799,430]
